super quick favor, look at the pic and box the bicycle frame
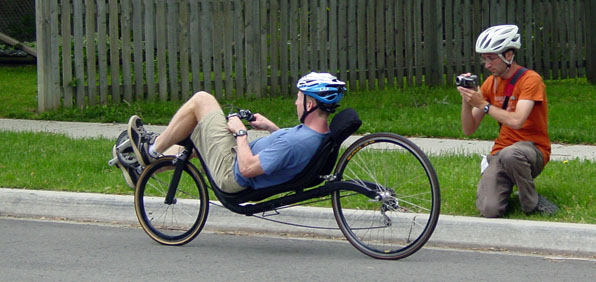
[166,140,380,216]
[132,123,441,259]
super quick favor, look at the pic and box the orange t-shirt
[480,69,551,164]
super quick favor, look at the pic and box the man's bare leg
[154,91,222,154]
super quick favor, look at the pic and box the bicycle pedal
[116,138,133,152]
[108,157,119,167]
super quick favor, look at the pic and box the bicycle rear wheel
[332,133,440,260]
[135,157,209,245]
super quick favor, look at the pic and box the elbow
[236,153,262,178]
[239,164,260,178]
[509,119,525,130]
[461,119,479,136]
[462,125,476,136]
[238,166,252,178]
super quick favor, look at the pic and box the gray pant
[476,141,545,217]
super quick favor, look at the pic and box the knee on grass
[477,199,507,218]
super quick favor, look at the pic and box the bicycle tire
[331,133,440,260]
[135,157,209,246]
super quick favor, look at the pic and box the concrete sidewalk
[1,118,595,257]
[2,118,595,160]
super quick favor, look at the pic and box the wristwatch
[233,129,248,138]
[483,104,491,114]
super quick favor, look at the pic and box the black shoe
[533,195,559,216]
[127,115,159,167]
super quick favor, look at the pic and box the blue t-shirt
[234,125,328,189]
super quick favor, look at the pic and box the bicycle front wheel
[332,133,440,260]
[135,157,209,246]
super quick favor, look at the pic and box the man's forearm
[235,135,264,178]
[265,123,280,133]
[483,101,533,130]
[461,102,480,135]
[250,114,280,133]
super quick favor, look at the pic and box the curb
[2,188,595,257]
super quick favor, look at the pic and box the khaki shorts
[191,110,246,193]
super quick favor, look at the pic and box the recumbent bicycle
[111,108,440,260]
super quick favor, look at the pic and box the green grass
[0,65,38,118]
[1,64,595,224]
[434,154,596,223]
[0,131,594,224]
[0,131,130,194]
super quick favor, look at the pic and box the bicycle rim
[135,157,209,245]
[332,133,440,260]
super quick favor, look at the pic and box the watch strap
[483,104,491,113]
[233,130,248,138]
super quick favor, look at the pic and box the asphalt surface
[1,118,595,258]
[4,218,595,282]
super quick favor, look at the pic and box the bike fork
[164,149,190,205]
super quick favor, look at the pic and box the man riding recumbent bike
[109,72,440,260]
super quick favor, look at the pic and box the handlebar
[227,109,256,122]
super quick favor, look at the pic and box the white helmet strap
[498,52,514,68]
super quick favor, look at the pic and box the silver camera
[456,75,479,89]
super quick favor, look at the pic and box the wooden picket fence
[35,0,592,111]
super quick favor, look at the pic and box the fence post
[245,1,262,96]
[35,0,52,112]
[586,0,596,84]
[424,0,443,86]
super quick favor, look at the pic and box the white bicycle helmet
[475,25,521,54]
[476,25,521,68]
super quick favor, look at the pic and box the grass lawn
[0,65,37,118]
[1,64,595,224]
[0,131,593,224]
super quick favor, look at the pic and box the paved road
[1,217,594,282]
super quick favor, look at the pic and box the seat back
[219,108,361,203]
[294,107,362,188]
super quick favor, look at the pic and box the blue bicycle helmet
[296,72,346,122]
